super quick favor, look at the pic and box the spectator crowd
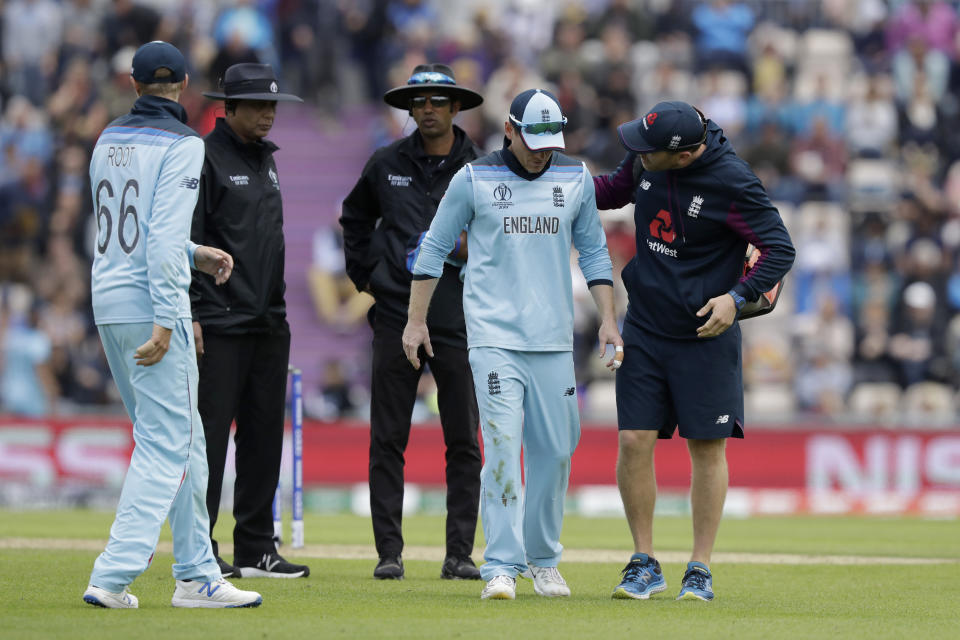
[2,0,960,425]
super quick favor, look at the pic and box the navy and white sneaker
[676,561,714,601]
[612,553,667,600]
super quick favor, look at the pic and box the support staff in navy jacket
[593,102,795,602]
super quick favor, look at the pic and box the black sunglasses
[410,95,452,109]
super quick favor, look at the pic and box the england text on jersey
[502,216,560,234]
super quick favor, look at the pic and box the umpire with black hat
[189,63,310,579]
[340,63,484,580]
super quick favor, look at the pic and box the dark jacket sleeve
[726,175,796,303]
[339,154,381,292]
[593,151,640,210]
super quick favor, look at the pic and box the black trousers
[369,320,481,559]
[198,330,290,564]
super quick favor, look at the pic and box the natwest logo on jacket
[649,209,676,243]
[647,209,679,258]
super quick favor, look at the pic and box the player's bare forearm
[589,283,624,368]
[402,277,439,369]
[408,277,439,324]
[589,284,618,326]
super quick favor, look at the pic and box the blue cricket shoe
[612,552,667,599]
[676,561,714,601]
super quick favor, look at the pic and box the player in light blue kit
[83,41,262,609]
[403,89,623,600]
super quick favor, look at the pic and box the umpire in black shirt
[340,63,483,580]
[191,63,309,579]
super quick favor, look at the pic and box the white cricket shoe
[83,585,138,609]
[521,566,571,597]
[171,579,262,608]
[480,575,516,600]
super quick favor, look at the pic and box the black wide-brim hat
[203,63,303,102]
[383,63,483,111]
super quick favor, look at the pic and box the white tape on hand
[613,345,624,369]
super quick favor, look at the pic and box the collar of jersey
[501,143,553,181]
[131,94,188,124]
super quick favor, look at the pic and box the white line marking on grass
[1,538,957,566]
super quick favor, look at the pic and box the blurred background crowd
[2,0,960,426]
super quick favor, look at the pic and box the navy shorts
[615,322,744,439]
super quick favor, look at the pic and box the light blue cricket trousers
[90,319,219,592]
[468,347,581,581]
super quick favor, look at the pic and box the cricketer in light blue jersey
[90,110,203,328]
[404,89,623,599]
[83,41,260,609]
[414,155,612,350]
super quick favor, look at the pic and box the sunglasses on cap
[407,71,457,85]
[410,95,452,109]
[509,114,568,135]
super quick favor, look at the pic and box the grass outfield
[1,510,957,639]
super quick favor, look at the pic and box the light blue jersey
[413,150,613,351]
[90,95,203,329]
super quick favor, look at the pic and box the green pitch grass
[1,510,957,639]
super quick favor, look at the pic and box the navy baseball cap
[131,41,186,84]
[618,101,707,153]
[509,88,567,152]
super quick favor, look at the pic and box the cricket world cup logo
[649,209,676,243]
[493,183,514,209]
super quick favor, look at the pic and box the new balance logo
[639,179,651,191]
[263,554,280,572]
[563,387,575,397]
[488,372,501,395]
[715,415,729,424]
[197,582,221,597]
[180,177,198,189]
[553,185,564,207]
